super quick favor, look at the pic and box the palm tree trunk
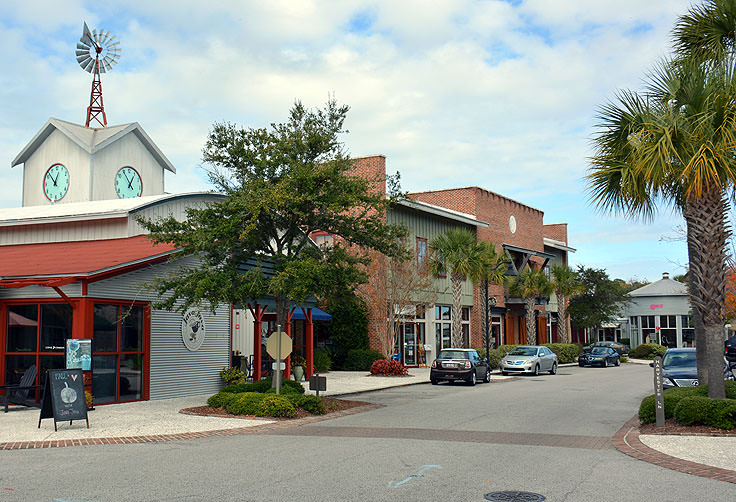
[683,188,728,399]
[526,298,536,345]
[557,292,568,343]
[451,273,464,347]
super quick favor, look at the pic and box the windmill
[75,22,121,128]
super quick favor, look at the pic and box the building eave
[396,198,489,228]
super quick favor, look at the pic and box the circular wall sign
[509,215,517,234]
[181,308,206,351]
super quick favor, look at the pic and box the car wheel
[549,362,557,375]
[604,359,609,367]
[501,371,508,376]
[483,368,491,383]
[533,364,540,376]
[578,362,584,367]
[431,378,438,385]
[615,358,620,366]
[467,372,476,386]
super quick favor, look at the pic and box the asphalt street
[1,363,735,501]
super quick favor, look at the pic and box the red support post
[284,308,296,380]
[303,307,314,378]
[248,304,264,381]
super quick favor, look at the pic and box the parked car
[578,346,620,367]
[500,345,558,376]
[654,347,735,389]
[583,341,629,355]
[430,348,490,386]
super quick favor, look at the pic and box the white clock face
[115,167,142,199]
[43,163,70,202]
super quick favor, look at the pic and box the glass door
[403,324,416,366]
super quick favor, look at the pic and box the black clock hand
[52,172,59,186]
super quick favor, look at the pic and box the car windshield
[437,350,469,360]
[591,347,609,354]
[662,352,696,368]
[508,347,537,356]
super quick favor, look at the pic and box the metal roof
[395,198,489,228]
[543,237,576,253]
[0,192,225,227]
[629,275,688,297]
[11,117,177,174]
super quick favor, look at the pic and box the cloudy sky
[0,0,712,282]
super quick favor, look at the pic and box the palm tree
[673,0,736,64]
[508,267,553,346]
[587,55,736,399]
[550,265,584,344]
[477,241,509,352]
[430,228,484,347]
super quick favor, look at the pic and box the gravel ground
[639,434,736,471]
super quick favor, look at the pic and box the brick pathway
[613,416,736,484]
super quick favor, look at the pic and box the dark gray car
[430,348,490,386]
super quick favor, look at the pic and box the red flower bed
[370,359,409,376]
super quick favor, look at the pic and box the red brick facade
[348,156,570,356]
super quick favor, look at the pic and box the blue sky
[0,0,711,282]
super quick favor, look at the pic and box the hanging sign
[38,369,89,431]
[182,308,206,351]
[66,339,92,370]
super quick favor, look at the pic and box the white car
[500,345,558,376]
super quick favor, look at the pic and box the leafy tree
[588,1,736,397]
[322,292,370,369]
[550,265,584,344]
[141,99,407,330]
[429,228,484,347]
[508,267,552,345]
[478,241,509,350]
[567,266,629,332]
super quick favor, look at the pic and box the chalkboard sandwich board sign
[38,369,89,431]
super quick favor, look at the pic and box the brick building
[351,155,574,362]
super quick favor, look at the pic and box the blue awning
[291,307,332,321]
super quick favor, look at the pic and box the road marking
[387,464,442,488]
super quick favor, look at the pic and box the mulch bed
[181,397,371,421]
[639,418,736,436]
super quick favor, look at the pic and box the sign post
[653,355,665,428]
[38,369,89,431]
[266,325,291,395]
[309,373,327,397]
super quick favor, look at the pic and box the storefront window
[3,303,72,390]
[92,304,145,404]
[434,305,452,349]
[682,315,695,347]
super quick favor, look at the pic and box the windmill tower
[75,22,121,128]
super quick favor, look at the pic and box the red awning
[0,235,178,287]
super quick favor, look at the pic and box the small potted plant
[292,355,306,382]
[85,391,94,411]
[220,366,244,385]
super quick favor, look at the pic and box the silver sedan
[500,345,558,376]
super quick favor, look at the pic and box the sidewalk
[1,363,734,480]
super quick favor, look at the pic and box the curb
[612,416,736,484]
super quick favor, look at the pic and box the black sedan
[579,347,620,367]
[430,348,490,386]
[583,341,629,355]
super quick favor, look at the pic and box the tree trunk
[526,298,536,345]
[556,291,568,344]
[451,273,464,347]
[683,189,728,399]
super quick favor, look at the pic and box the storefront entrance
[397,322,426,367]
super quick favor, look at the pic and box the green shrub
[289,394,326,415]
[224,377,305,395]
[638,382,736,423]
[475,348,503,369]
[620,355,629,363]
[629,344,667,359]
[260,394,296,418]
[543,343,580,363]
[225,392,266,415]
[496,345,519,357]
[207,392,237,409]
[344,349,386,371]
[619,338,630,347]
[674,396,736,429]
[220,366,244,384]
[314,350,332,372]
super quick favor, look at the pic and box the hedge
[638,381,736,424]
[225,392,266,415]
[207,392,237,409]
[222,377,305,395]
[370,359,408,375]
[314,350,332,372]
[674,396,736,429]
[288,394,325,415]
[629,344,667,359]
[344,349,386,371]
[543,343,580,364]
[260,394,296,418]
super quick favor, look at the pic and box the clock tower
[11,117,175,207]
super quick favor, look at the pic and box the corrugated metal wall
[0,282,81,299]
[88,255,230,400]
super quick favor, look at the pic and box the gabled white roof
[630,275,688,297]
[543,237,576,253]
[397,198,489,228]
[11,117,176,173]
[0,192,224,226]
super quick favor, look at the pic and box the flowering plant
[370,359,409,376]
[292,355,307,368]
[220,366,245,384]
